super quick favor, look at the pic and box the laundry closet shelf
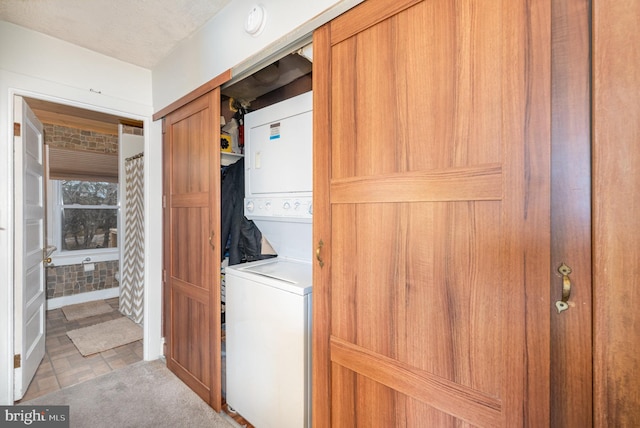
[221,152,244,166]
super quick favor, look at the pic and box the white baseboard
[46,287,120,310]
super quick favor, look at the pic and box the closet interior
[220,47,312,426]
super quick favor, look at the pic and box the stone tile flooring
[17,297,143,402]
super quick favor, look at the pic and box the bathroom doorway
[15,96,146,400]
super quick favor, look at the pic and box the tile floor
[18,297,143,402]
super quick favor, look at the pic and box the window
[54,180,118,252]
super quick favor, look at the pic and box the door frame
[5,88,161,403]
[592,0,640,424]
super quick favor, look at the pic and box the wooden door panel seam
[330,336,502,427]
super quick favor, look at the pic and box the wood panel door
[163,89,222,410]
[313,0,551,426]
[13,96,46,400]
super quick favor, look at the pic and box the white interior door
[13,96,46,400]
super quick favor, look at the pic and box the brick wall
[44,123,118,153]
[43,123,142,152]
[122,124,144,136]
[46,260,119,299]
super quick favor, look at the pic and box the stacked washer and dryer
[225,91,313,428]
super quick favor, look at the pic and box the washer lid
[226,258,312,295]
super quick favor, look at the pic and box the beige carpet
[61,300,114,321]
[21,360,237,428]
[67,317,142,356]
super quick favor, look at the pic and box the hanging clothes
[220,158,274,265]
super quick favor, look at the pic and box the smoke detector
[245,5,267,37]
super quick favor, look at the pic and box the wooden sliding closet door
[313,0,551,426]
[162,89,222,410]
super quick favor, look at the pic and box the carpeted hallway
[20,360,237,428]
[17,298,244,427]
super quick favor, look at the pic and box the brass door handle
[555,263,572,314]
[209,231,215,250]
[316,239,324,268]
[44,257,52,264]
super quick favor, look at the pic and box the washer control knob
[246,200,254,212]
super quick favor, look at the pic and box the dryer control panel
[245,196,312,222]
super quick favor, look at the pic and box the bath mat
[61,300,114,321]
[67,317,142,356]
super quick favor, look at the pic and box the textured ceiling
[0,0,232,69]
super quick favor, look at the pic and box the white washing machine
[225,258,312,428]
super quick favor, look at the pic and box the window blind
[47,146,118,182]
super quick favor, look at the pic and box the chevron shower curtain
[120,154,144,324]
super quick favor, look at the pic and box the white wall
[152,0,363,111]
[0,21,156,405]
[0,21,151,108]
